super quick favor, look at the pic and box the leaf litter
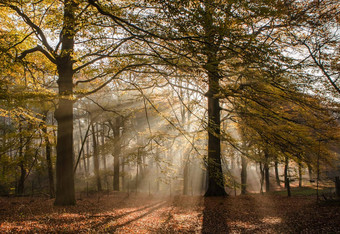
[0,192,339,233]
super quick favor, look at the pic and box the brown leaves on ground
[0,193,339,233]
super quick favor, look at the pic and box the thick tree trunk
[201,2,226,196]
[241,156,248,195]
[54,0,77,206]
[54,90,75,205]
[91,123,102,192]
[204,71,226,196]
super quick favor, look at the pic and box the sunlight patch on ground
[229,220,257,230]
[261,216,282,224]
[58,213,84,219]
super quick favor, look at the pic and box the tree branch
[7,4,55,55]
[18,45,57,64]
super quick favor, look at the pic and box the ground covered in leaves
[1,192,339,233]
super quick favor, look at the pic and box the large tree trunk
[204,71,226,196]
[54,0,77,206]
[201,2,226,197]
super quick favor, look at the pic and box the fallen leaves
[0,193,339,233]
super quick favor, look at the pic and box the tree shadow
[202,197,229,233]
[92,200,166,229]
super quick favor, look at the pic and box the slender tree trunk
[101,123,107,187]
[18,161,26,195]
[86,138,90,177]
[54,0,77,206]
[183,160,189,195]
[91,123,102,192]
[121,157,125,191]
[78,119,87,175]
[113,118,121,191]
[1,118,6,181]
[308,163,313,182]
[274,159,280,186]
[42,114,55,198]
[241,156,248,195]
[284,156,289,188]
[17,122,25,195]
[259,162,264,194]
[298,162,302,187]
[264,150,270,193]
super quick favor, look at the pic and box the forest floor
[0,189,340,233]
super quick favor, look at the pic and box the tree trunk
[17,122,25,195]
[335,176,340,197]
[241,156,248,195]
[204,71,226,196]
[101,123,107,187]
[113,118,121,191]
[308,163,313,182]
[298,162,302,188]
[78,119,87,175]
[284,156,289,188]
[54,0,77,206]
[18,162,26,195]
[86,138,90,177]
[259,162,264,194]
[42,114,55,198]
[91,123,102,192]
[264,151,270,193]
[274,159,280,186]
[183,160,189,195]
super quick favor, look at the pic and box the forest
[0,0,339,233]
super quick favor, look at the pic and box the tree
[1,0,144,205]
